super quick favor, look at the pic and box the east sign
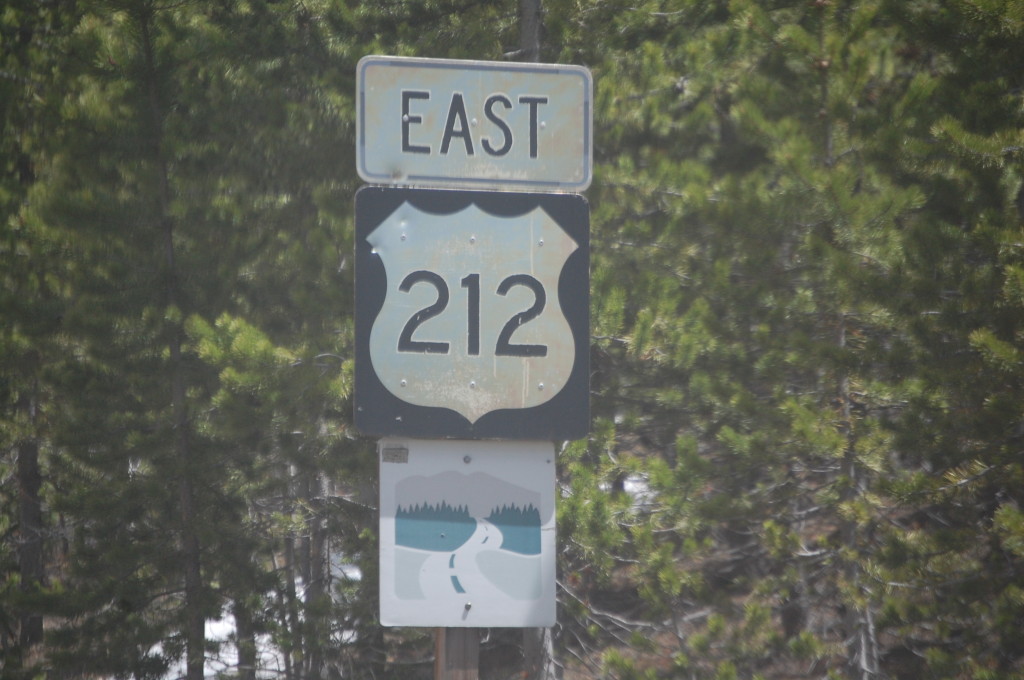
[354,187,589,440]
[356,56,592,191]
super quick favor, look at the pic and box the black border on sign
[354,186,590,441]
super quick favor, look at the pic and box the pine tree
[27,4,230,675]
[549,1,976,677]
[860,1,1024,676]
[13,1,363,677]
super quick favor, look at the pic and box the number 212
[397,270,547,357]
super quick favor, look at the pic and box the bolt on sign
[354,187,589,440]
[378,438,556,627]
[356,55,592,191]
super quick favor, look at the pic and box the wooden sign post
[435,628,479,680]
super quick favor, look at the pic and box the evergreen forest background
[3,0,1024,678]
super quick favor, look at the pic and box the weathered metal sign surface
[367,203,575,422]
[356,56,592,191]
[378,438,556,627]
[354,187,589,440]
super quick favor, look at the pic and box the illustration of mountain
[395,501,476,552]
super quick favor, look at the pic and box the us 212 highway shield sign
[354,187,589,440]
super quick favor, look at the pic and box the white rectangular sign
[378,438,556,627]
[357,55,592,191]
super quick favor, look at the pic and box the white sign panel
[379,438,556,627]
[357,56,592,191]
[368,202,575,423]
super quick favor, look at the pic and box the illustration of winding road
[396,514,543,602]
[418,517,496,600]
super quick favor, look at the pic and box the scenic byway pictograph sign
[354,187,589,440]
[378,438,556,627]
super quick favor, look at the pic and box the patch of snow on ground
[159,615,285,679]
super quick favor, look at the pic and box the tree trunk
[284,531,301,680]
[180,477,205,680]
[234,599,257,680]
[18,435,44,651]
[837,314,880,680]
[518,0,542,62]
[305,474,328,678]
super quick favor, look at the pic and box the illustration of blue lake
[395,501,477,552]
[392,472,548,601]
[485,505,541,555]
